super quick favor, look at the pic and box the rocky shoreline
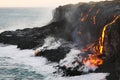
[0,1,120,80]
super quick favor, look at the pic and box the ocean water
[0,8,108,80]
[0,8,53,32]
[0,43,108,80]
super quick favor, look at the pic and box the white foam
[0,44,109,80]
[0,29,8,33]
[36,36,61,51]
[59,48,101,72]
[45,73,109,80]
[0,45,56,75]
[59,49,81,67]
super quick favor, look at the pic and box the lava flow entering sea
[82,15,119,68]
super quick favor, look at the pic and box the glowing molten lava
[83,15,119,67]
[92,9,100,25]
[82,44,103,67]
[83,54,103,67]
[80,5,95,22]
[98,15,119,54]
[80,14,89,22]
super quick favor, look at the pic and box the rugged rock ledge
[0,1,119,49]
[0,21,66,49]
[0,1,120,80]
[35,46,71,62]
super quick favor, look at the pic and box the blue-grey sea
[0,8,53,32]
[0,8,108,80]
[0,8,55,80]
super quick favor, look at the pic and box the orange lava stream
[83,54,103,66]
[83,15,119,67]
[93,9,100,25]
[99,15,119,54]
[80,5,95,22]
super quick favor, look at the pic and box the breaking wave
[0,37,109,80]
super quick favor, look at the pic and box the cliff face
[52,1,120,47]
[0,1,120,80]
[0,1,119,49]
[52,2,120,72]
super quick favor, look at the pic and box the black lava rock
[0,1,120,80]
[35,46,71,62]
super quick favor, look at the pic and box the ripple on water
[0,57,44,80]
[0,67,44,80]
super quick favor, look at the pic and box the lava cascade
[82,15,119,67]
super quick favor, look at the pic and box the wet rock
[35,46,71,62]
[0,1,120,50]
[0,21,66,49]
[54,65,83,76]
[0,1,120,49]
[0,1,120,80]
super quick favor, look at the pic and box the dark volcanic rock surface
[0,1,120,49]
[36,46,71,62]
[0,21,66,49]
[0,1,120,80]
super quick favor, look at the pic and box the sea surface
[0,8,108,80]
[0,7,53,32]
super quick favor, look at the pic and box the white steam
[59,48,99,72]
[60,49,82,67]
[36,36,61,51]
[0,42,109,80]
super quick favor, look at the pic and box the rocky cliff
[0,1,120,80]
